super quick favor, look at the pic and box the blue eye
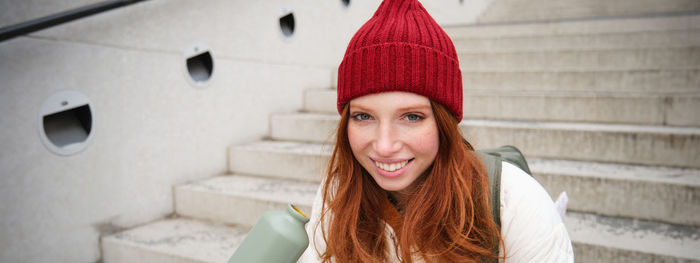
[405,114,423,121]
[352,113,371,121]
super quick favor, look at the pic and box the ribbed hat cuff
[337,43,463,120]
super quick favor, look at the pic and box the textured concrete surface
[462,92,665,125]
[175,175,316,227]
[458,47,700,71]
[567,212,700,262]
[27,0,493,69]
[452,29,700,52]
[461,69,700,93]
[478,0,700,23]
[0,16,328,263]
[461,92,700,127]
[668,95,700,127]
[271,112,340,144]
[102,218,247,263]
[303,88,337,113]
[531,158,700,227]
[446,13,700,39]
[229,141,331,183]
[461,119,700,168]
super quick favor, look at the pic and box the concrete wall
[0,0,490,262]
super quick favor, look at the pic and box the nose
[373,120,401,156]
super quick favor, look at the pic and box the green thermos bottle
[228,203,310,263]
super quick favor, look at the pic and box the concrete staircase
[476,0,700,23]
[101,13,700,263]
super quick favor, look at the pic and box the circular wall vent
[38,90,95,156]
[184,42,215,87]
[279,7,295,38]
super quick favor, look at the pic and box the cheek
[347,125,367,154]
[415,126,439,159]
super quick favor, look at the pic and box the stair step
[302,88,700,127]
[461,119,700,168]
[462,91,700,127]
[228,141,330,182]
[271,113,338,144]
[270,113,338,144]
[444,13,700,39]
[458,47,699,71]
[175,175,318,227]
[478,1,700,25]
[226,140,700,225]
[532,158,700,227]
[303,88,337,114]
[270,113,700,167]
[462,69,700,93]
[102,217,246,263]
[567,212,700,262]
[101,212,700,263]
[453,29,700,52]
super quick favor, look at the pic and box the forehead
[349,92,431,110]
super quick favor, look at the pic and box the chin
[373,178,410,192]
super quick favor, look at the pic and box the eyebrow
[349,104,432,112]
[396,105,432,112]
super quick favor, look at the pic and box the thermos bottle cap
[288,203,310,224]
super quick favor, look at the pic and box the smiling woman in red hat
[302,0,574,262]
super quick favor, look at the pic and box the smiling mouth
[374,159,414,172]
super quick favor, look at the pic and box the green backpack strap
[475,145,531,263]
[479,145,532,175]
[474,151,502,229]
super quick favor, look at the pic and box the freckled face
[347,92,439,196]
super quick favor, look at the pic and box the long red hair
[317,100,502,262]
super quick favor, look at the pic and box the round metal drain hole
[184,42,215,87]
[279,9,295,37]
[38,90,95,156]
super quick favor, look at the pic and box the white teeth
[375,160,409,172]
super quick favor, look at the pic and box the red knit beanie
[337,0,462,120]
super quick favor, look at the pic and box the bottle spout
[288,203,310,224]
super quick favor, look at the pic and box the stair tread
[443,13,700,38]
[234,140,332,155]
[178,174,318,208]
[103,206,700,262]
[460,68,700,73]
[530,158,700,186]
[457,47,700,71]
[457,46,699,54]
[102,217,246,263]
[566,211,700,259]
[453,29,700,52]
[461,118,700,134]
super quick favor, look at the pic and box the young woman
[303,0,574,262]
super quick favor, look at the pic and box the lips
[371,158,414,178]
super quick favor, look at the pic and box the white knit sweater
[301,161,574,262]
